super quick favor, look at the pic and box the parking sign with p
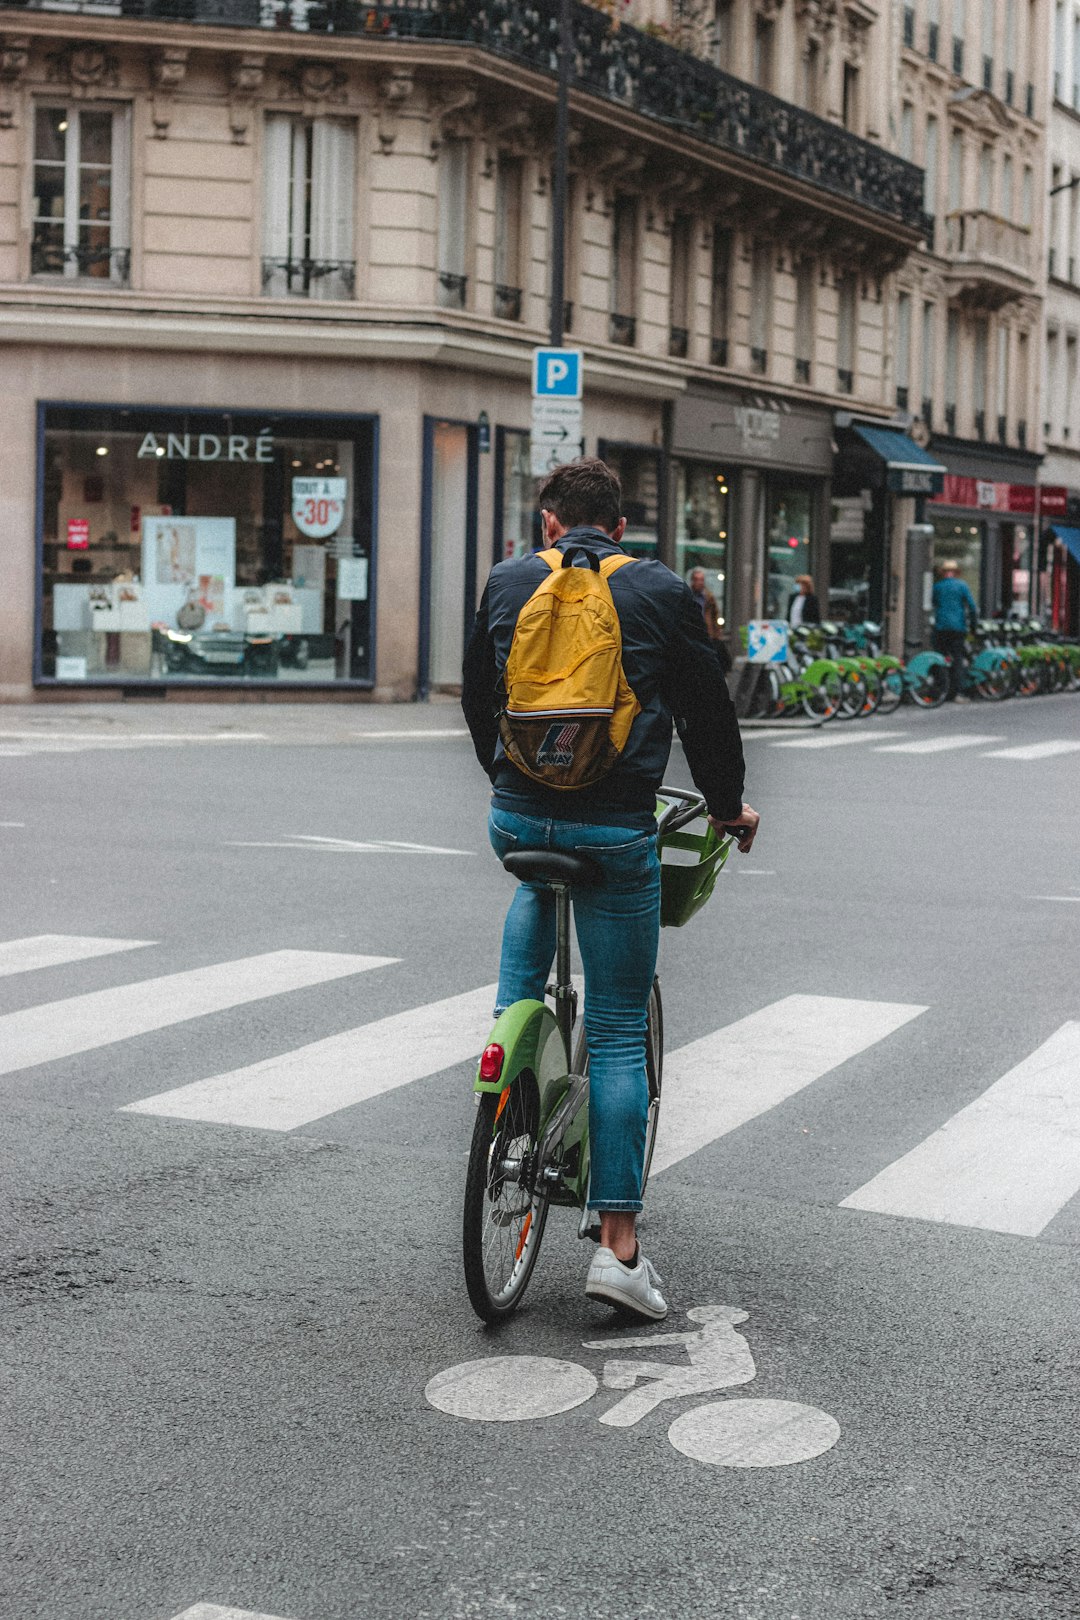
[532,347,583,399]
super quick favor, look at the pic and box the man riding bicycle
[462,457,758,1321]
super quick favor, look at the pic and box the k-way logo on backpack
[498,545,641,790]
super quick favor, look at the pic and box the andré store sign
[137,432,274,463]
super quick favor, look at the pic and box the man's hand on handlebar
[708,804,760,854]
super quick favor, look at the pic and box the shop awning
[852,425,947,496]
[1051,525,1080,566]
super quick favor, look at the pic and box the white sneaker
[585,1245,668,1321]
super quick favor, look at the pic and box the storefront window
[496,428,538,560]
[931,518,982,606]
[765,484,813,617]
[599,442,659,558]
[674,460,729,625]
[39,405,376,686]
[828,493,871,622]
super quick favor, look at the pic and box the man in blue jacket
[932,559,979,701]
[462,457,758,1321]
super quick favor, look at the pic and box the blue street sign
[532,347,583,399]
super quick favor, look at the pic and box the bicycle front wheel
[463,1069,549,1321]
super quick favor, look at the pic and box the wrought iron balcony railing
[9,0,929,237]
[668,324,688,358]
[493,283,522,321]
[31,239,130,281]
[261,256,355,296]
[710,336,729,368]
[437,269,467,308]
[609,311,636,347]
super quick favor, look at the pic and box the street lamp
[549,0,572,348]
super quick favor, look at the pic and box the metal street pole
[549,0,572,347]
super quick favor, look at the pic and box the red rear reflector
[479,1043,505,1081]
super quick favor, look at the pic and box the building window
[794,259,814,384]
[952,0,965,73]
[948,130,964,211]
[754,16,774,90]
[437,136,470,308]
[924,116,939,217]
[945,308,959,433]
[710,226,733,366]
[896,291,912,409]
[1055,0,1066,98]
[978,145,993,212]
[903,3,915,46]
[1001,152,1013,220]
[263,116,356,300]
[750,241,773,373]
[669,212,693,358]
[766,486,814,619]
[900,102,915,161]
[1067,335,1078,441]
[981,0,995,88]
[973,316,988,439]
[842,62,860,131]
[1016,330,1029,445]
[32,105,130,283]
[38,405,377,687]
[610,194,638,346]
[496,428,537,561]
[928,0,941,59]
[922,300,936,423]
[1022,165,1033,227]
[836,273,856,393]
[712,0,732,68]
[596,443,659,558]
[996,323,1009,440]
[674,462,730,629]
[1003,2,1016,99]
[802,39,821,111]
[493,154,524,321]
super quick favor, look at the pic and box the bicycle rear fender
[906,650,947,675]
[473,999,564,1106]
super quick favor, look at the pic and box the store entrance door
[420,418,479,696]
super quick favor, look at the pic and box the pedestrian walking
[689,566,733,673]
[931,560,978,701]
[787,574,820,627]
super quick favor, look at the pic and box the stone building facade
[0,0,928,699]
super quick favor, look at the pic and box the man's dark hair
[537,457,622,533]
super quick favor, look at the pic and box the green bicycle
[462,786,730,1322]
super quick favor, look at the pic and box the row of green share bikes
[743,618,1080,721]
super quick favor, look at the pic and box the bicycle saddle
[502,850,601,887]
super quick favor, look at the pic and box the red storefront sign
[930,477,1068,516]
[66,518,90,550]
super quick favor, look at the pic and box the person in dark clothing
[931,559,979,701]
[689,566,733,674]
[787,574,820,626]
[462,457,758,1322]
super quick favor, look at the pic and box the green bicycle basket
[656,813,731,928]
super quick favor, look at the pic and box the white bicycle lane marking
[425,1305,840,1469]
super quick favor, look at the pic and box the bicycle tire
[463,1069,549,1321]
[908,663,949,708]
[835,672,864,719]
[801,669,842,720]
[571,976,664,1204]
[876,667,904,714]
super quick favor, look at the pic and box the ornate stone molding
[228,52,265,145]
[47,43,119,97]
[0,36,30,131]
[377,69,413,153]
[149,46,189,139]
[280,59,348,114]
[481,106,533,176]
[427,83,477,158]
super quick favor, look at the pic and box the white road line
[168,1605,296,1620]
[0,730,268,742]
[227,835,470,855]
[0,820,25,826]
[874,734,1001,754]
[122,984,497,1129]
[651,994,927,1176]
[983,740,1080,760]
[770,730,909,750]
[0,951,395,1079]
[841,1022,1080,1236]
[1030,894,1080,903]
[0,934,153,979]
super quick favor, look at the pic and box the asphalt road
[1,694,1079,1620]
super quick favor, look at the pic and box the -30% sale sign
[292,477,347,540]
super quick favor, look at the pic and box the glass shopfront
[673,460,730,625]
[765,482,813,618]
[38,404,377,686]
[598,442,660,559]
[931,517,983,603]
[494,427,538,561]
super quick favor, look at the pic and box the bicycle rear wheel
[463,1069,549,1321]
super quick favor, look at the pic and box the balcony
[668,325,688,358]
[710,336,729,367]
[437,270,467,309]
[493,283,522,321]
[609,312,636,347]
[942,210,1034,310]
[8,0,930,243]
[31,238,130,283]
[261,256,355,298]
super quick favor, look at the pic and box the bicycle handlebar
[656,785,709,836]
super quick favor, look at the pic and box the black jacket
[461,528,745,827]
[788,591,820,624]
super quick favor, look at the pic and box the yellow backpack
[498,546,642,790]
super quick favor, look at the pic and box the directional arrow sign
[531,396,583,475]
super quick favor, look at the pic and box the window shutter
[263,114,294,296]
[311,118,356,300]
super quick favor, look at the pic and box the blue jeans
[488,807,661,1213]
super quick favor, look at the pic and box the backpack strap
[537,548,563,574]
[599,553,636,579]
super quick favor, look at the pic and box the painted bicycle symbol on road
[426,1305,840,1469]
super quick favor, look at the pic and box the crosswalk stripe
[982,740,1080,761]
[840,1022,1080,1236]
[168,1605,295,1620]
[0,934,153,979]
[651,994,927,1176]
[122,984,497,1129]
[770,731,908,750]
[874,734,1001,754]
[0,951,395,1079]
